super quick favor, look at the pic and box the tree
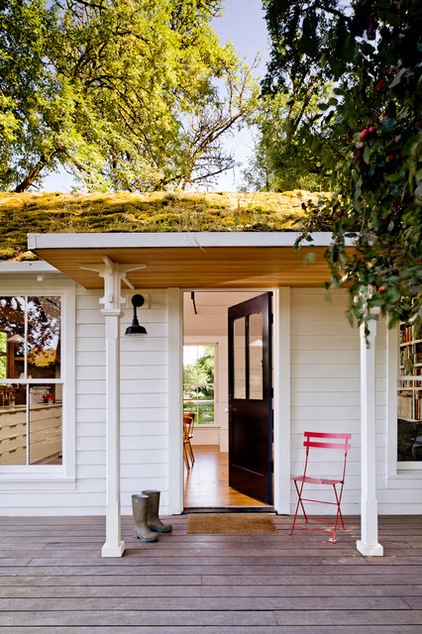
[0,0,256,192]
[0,0,60,191]
[242,90,333,192]
[262,0,422,334]
[243,0,338,192]
[183,345,214,398]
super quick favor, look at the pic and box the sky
[212,0,269,190]
[41,0,270,193]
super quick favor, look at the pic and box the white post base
[101,541,126,558]
[356,540,384,557]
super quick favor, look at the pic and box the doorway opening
[182,290,274,510]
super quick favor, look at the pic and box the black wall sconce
[125,294,147,336]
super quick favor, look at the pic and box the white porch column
[80,257,146,558]
[356,319,384,556]
[101,311,125,557]
[168,288,183,515]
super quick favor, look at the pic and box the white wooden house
[0,228,421,558]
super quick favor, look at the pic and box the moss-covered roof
[0,190,324,261]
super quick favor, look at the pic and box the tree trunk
[14,151,59,192]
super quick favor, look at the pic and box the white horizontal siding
[289,288,422,516]
[3,275,421,519]
[119,290,169,514]
[289,289,361,515]
[122,408,167,424]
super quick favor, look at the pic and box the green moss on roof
[0,190,326,261]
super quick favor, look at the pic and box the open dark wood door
[228,292,273,504]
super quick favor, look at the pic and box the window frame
[0,276,75,488]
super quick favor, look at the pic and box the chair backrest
[302,431,351,480]
[303,431,351,451]
[183,412,195,441]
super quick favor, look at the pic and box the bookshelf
[398,323,422,461]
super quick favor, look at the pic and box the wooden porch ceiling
[30,233,337,289]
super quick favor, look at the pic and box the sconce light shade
[125,294,147,336]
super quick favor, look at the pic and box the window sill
[0,470,76,491]
[195,424,220,428]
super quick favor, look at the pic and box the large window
[0,296,62,465]
[183,345,215,424]
[397,323,422,462]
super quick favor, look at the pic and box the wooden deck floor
[1,514,422,632]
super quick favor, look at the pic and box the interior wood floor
[184,445,268,508]
[1,514,422,632]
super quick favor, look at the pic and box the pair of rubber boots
[132,490,172,542]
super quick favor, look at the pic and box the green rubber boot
[132,494,158,542]
[142,490,173,533]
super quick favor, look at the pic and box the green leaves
[263,0,422,335]
[0,0,255,192]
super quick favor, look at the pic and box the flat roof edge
[0,261,60,273]
[28,231,346,250]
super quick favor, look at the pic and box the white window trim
[0,276,76,489]
[387,325,422,481]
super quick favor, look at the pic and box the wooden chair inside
[183,412,195,472]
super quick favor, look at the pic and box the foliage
[183,346,214,396]
[242,90,333,192]
[263,0,422,334]
[0,0,255,192]
[183,344,215,424]
[0,190,322,260]
[0,332,6,378]
[244,0,339,192]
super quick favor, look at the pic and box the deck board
[1,515,422,632]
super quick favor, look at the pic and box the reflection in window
[233,318,246,399]
[233,312,263,401]
[0,296,62,465]
[249,312,263,400]
[398,323,422,462]
[183,345,215,424]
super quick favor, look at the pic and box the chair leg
[289,479,308,535]
[183,445,190,472]
[329,484,347,542]
[187,440,195,466]
[333,485,346,530]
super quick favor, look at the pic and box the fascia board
[28,231,351,251]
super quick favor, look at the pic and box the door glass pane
[233,317,246,399]
[249,311,263,399]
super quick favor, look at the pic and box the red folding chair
[289,431,352,543]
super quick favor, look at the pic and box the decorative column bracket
[80,257,146,314]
